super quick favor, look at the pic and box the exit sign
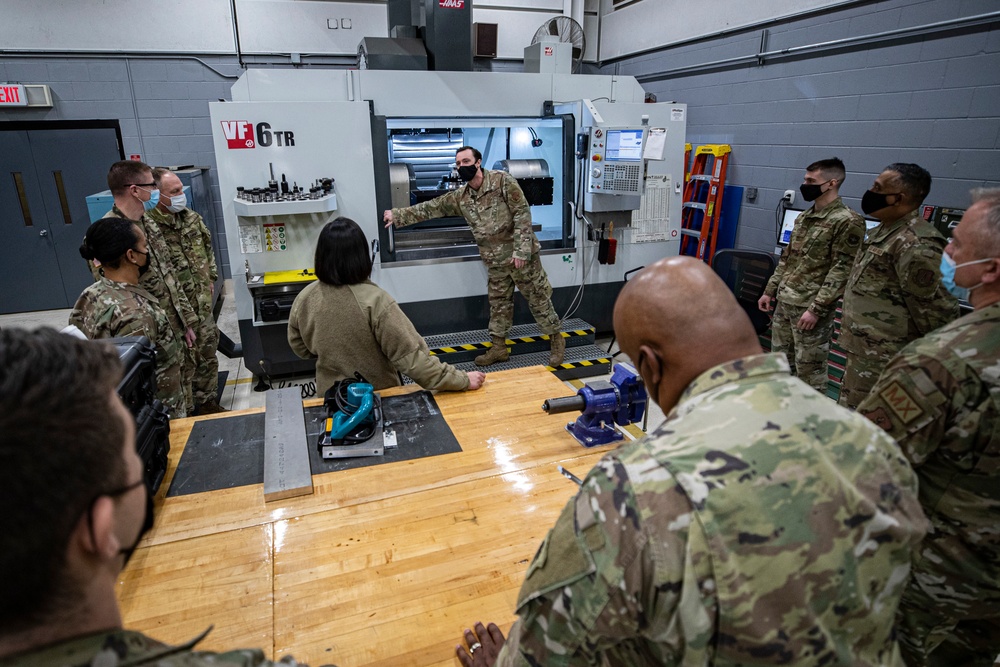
[0,84,27,107]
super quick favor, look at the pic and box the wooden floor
[116,367,622,667]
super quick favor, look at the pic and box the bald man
[456,257,927,667]
[148,168,224,415]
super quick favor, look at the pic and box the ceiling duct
[364,0,472,72]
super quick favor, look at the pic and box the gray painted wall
[0,55,528,281]
[3,0,997,280]
[0,56,245,278]
[604,0,1000,253]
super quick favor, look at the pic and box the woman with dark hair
[69,216,188,417]
[288,217,485,395]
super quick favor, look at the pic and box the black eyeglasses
[112,478,145,496]
[84,477,148,541]
[131,182,156,188]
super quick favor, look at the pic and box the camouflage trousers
[163,309,195,415]
[837,352,887,410]
[190,311,221,407]
[486,255,561,339]
[154,347,188,419]
[770,302,834,395]
[897,575,1000,667]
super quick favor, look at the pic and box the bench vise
[542,363,647,447]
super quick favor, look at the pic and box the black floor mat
[167,391,461,497]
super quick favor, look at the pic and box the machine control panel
[586,126,645,196]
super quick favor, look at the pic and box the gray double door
[0,123,123,314]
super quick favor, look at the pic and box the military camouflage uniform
[0,628,304,667]
[838,209,958,409]
[857,301,1000,667]
[146,205,220,409]
[764,197,864,393]
[69,277,187,417]
[100,205,197,411]
[497,353,926,666]
[390,169,560,339]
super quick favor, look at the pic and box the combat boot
[475,336,509,366]
[194,399,228,415]
[548,332,565,366]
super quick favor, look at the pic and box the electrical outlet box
[783,189,795,206]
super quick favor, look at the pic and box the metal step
[452,343,612,381]
[425,318,596,365]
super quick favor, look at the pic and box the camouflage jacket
[101,205,199,330]
[390,169,539,265]
[765,197,865,317]
[497,353,926,667]
[0,628,303,667]
[857,300,1000,607]
[68,277,186,417]
[839,209,958,358]
[145,206,218,320]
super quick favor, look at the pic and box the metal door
[0,123,123,314]
[28,127,123,306]
[0,130,67,313]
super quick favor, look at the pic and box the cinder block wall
[0,55,517,281]
[4,0,997,275]
[0,56,247,278]
[604,0,1000,253]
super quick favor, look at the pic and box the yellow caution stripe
[545,357,611,371]
[428,329,593,356]
[429,341,493,356]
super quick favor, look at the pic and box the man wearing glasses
[94,160,199,414]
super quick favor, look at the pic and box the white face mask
[165,193,187,213]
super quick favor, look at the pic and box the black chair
[711,249,777,335]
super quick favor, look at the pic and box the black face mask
[457,165,478,182]
[861,190,900,216]
[131,248,150,277]
[120,488,154,566]
[87,478,155,568]
[799,180,830,203]
[636,350,659,410]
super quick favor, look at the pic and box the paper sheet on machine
[631,175,671,243]
[239,224,262,254]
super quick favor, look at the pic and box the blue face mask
[940,252,992,300]
[140,188,160,212]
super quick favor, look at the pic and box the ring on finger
[469,642,482,653]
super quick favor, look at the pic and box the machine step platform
[451,343,612,381]
[424,318,596,365]
[410,318,611,381]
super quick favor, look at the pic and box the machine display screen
[604,129,644,162]
[782,207,879,244]
[779,208,803,244]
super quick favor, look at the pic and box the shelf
[234,193,337,217]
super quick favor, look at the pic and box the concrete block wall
[0,53,518,280]
[5,0,996,279]
[604,0,1000,253]
[1,55,249,279]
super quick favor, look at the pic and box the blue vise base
[565,364,647,447]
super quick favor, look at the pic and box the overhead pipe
[634,10,1000,82]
